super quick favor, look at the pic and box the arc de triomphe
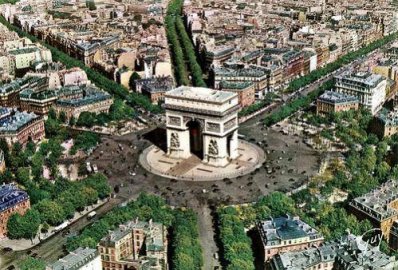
[164,86,240,167]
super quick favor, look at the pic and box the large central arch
[164,86,241,167]
[187,120,203,159]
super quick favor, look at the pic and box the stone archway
[187,120,203,159]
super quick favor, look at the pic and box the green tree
[34,199,65,226]
[69,115,76,126]
[128,72,141,90]
[7,209,40,241]
[59,111,67,123]
[16,167,30,185]
[18,257,45,270]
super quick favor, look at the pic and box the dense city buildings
[316,91,359,115]
[270,234,398,270]
[257,215,324,262]
[334,72,387,115]
[349,181,398,241]
[0,23,52,80]
[185,0,398,98]
[0,0,172,88]
[0,108,45,146]
[0,183,30,238]
[47,247,101,270]
[99,219,168,270]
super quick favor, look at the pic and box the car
[3,247,12,252]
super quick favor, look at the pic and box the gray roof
[317,91,359,105]
[258,215,323,247]
[48,247,99,270]
[376,108,398,126]
[272,234,398,269]
[0,109,41,133]
[349,181,398,222]
[0,183,29,213]
[335,71,385,89]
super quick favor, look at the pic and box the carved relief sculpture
[170,133,180,148]
[208,139,219,156]
[168,116,181,126]
[207,122,220,133]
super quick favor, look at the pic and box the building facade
[0,183,30,237]
[99,219,168,270]
[165,86,240,167]
[258,215,324,262]
[53,86,113,120]
[316,91,359,115]
[334,72,386,115]
[218,81,255,108]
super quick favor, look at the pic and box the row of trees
[217,207,255,270]
[238,93,277,117]
[165,0,189,86]
[7,174,111,241]
[0,16,161,113]
[263,80,333,126]
[165,0,206,87]
[75,99,135,128]
[286,32,398,92]
[171,209,203,269]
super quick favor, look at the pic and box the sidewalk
[0,198,108,251]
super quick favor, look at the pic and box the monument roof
[166,86,236,103]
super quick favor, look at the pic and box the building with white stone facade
[165,86,239,167]
[334,71,387,115]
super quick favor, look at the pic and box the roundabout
[139,139,265,181]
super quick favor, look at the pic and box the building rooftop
[136,76,174,93]
[0,183,29,213]
[258,215,323,247]
[219,81,253,90]
[48,247,99,270]
[376,108,398,126]
[317,91,359,105]
[272,234,397,270]
[350,180,398,222]
[56,85,111,107]
[0,109,41,133]
[214,65,268,78]
[335,71,385,89]
[165,86,237,103]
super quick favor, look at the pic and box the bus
[53,221,69,232]
[87,211,96,219]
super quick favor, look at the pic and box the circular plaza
[139,139,265,181]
